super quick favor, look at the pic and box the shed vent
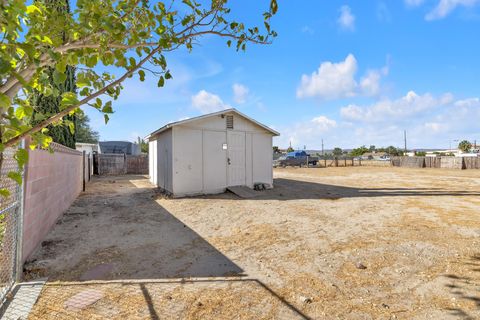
[226,115,234,129]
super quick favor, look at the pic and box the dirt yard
[24,167,480,319]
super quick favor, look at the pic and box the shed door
[227,131,246,186]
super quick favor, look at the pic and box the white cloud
[191,90,231,114]
[232,83,249,104]
[311,116,338,131]
[340,91,454,122]
[426,0,478,20]
[360,70,382,96]
[278,115,337,149]
[278,91,480,149]
[454,97,480,107]
[337,5,356,31]
[297,54,388,99]
[297,54,357,99]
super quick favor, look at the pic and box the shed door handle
[227,158,231,165]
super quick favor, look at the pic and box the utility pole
[321,139,324,156]
[404,130,407,153]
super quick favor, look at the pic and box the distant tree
[350,145,368,157]
[272,146,280,154]
[287,146,294,153]
[137,137,148,154]
[458,140,472,153]
[29,0,76,149]
[415,151,426,156]
[333,147,343,156]
[385,146,403,156]
[369,145,376,152]
[75,112,99,143]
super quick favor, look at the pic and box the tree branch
[3,46,161,148]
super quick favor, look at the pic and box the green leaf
[95,98,102,109]
[129,57,136,67]
[26,4,41,15]
[270,0,278,14]
[104,114,110,124]
[0,188,10,198]
[102,101,113,113]
[68,121,75,134]
[86,55,98,68]
[42,36,53,45]
[138,70,145,81]
[14,149,28,169]
[55,59,67,73]
[77,79,90,88]
[165,71,172,79]
[60,92,79,109]
[53,70,67,84]
[8,172,22,185]
[0,93,11,108]
[15,106,26,119]
[157,76,165,87]
[182,0,195,9]
[156,25,166,34]
[17,43,35,59]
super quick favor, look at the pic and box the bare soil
[26,167,480,319]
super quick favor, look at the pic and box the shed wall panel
[203,130,227,192]
[155,129,172,192]
[148,140,156,185]
[172,127,203,195]
[245,133,253,188]
[252,133,273,187]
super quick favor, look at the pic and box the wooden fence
[94,154,148,175]
[464,157,480,169]
[392,156,480,170]
[304,157,362,167]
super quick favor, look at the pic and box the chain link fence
[0,146,23,307]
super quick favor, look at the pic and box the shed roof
[145,108,280,140]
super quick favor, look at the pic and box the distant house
[75,142,99,154]
[145,108,279,197]
[99,141,141,155]
[361,152,389,160]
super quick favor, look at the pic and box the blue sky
[86,0,480,150]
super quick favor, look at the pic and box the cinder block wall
[22,143,83,263]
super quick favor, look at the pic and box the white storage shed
[146,108,279,197]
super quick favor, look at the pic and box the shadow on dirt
[197,178,480,201]
[18,175,316,319]
[443,254,480,319]
[24,176,243,281]
[18,278,311,320]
